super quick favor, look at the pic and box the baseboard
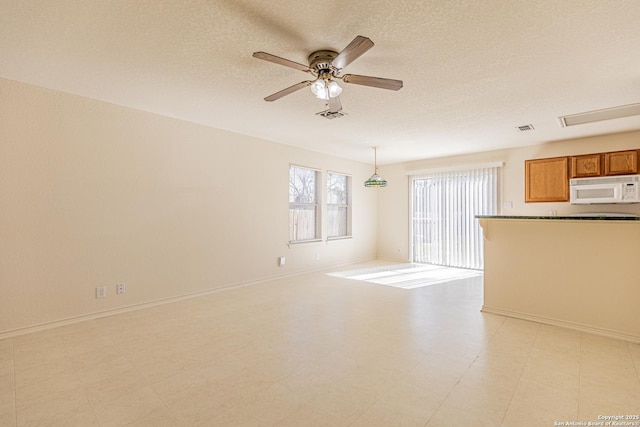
[481,305,640,344]
[376,256,411,263]
[0,257,377,340]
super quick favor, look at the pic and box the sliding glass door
[411,166,499,270]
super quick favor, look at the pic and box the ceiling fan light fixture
[328,81,342,98]
[310,79,327,99]
[310,79,342,100]
[364,146,387,188]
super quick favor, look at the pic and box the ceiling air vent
[559,103,640,127]
[516,124,535,132]
[317,110,345,119]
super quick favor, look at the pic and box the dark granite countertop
[476,215,640,221]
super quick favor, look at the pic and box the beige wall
[4,75,640,336]
[377,130,640,261]
[0,79,377,336]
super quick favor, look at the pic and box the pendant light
[364,146,387,187]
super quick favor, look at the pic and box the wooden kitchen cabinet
[571,153,603,178]
[525,157,570,202]
[604,150,639,175]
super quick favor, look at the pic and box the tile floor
[0,261,639,426]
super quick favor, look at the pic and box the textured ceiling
[1,0,640,164]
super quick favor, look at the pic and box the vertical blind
[411,165,499,270]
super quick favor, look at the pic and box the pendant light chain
[374,146,378,173]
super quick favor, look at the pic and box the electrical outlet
[96,286,106,299]
[117,283,126,295]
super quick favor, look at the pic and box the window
[327,172,351,238]
[289,166,320,242]
[411,165,499,269]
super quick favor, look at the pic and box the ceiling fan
[252,36,403,118]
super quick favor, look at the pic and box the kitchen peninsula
[477,215,640,343]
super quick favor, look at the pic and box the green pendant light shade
[364,173,388,187]
[364,146,387,187]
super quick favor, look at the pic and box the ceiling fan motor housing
[308,50,340,75]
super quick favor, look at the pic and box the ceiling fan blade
[253,52,311,72]
[264,81,312,102]
[342,74,403,91]
[328,96,342,113]
[331,36,374,70]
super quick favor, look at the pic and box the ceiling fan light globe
[310,80,328,99]
[328,81,343,98]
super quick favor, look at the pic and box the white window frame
[326,171,352,240]
[289,165,321,243]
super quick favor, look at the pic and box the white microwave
[570,174,640,204]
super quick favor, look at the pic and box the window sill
[327,236,352,242]
[288,239,323,246]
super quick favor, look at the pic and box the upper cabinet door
[525,157,570,202]
[604,150,639,176]
[571,153,603,178]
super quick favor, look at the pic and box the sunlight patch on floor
[327,263,483,289]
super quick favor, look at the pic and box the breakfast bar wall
[478,216,640,343]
